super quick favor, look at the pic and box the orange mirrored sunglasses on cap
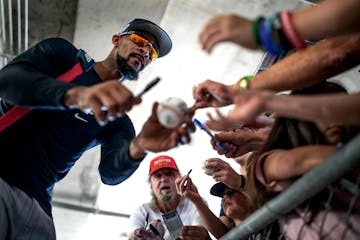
[125,32,158,61]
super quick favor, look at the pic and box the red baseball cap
[149,155,179,176]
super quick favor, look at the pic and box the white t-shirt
[129,197,205,240]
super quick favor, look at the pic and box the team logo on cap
[154,157,172,166]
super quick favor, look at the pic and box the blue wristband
[260,19,282,56]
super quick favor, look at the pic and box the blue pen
[193,118,228,152]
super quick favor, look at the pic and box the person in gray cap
[0,18,193,239]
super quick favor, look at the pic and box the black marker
[134,77,161,99]
[149,223,165,240]
[89,77,161,119]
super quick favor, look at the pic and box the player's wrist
[189,194,202,204]
[63,86,85,108]
[130,138,147,160]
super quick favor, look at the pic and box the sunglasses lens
[150,48,158,60]
[130,34,158,61]
[130,34,146,46]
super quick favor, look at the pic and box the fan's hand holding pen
[175,173,201,203]
[193,118,228,153]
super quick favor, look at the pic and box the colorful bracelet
[266,15,285,55]
[280,11,306,50]
[260,16,285,56]
[259,21,275,55]
[271,13,292,51]
[252,16,264,49]
[238,75,253,92]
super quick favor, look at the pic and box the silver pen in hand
[184,169,192,187]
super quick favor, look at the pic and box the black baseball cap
[210,182,228,197]
[210,182,250,199]
[120,18,172,58]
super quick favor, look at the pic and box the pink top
[254,151,360,240]
[255,150,292,192]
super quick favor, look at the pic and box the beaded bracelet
[280,11,306,50]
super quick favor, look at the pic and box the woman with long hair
[245,82,360,239]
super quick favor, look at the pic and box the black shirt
[0,38,142,216]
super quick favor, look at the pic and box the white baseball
[156,97,188,128]
[202,159,218,176]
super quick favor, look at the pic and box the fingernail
[98,121,107,126]
[101,106,108,111]
[108,116,115,121]
[116,112,123,118]
[83,108,92,114]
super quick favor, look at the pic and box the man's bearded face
[116,53,139,80]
